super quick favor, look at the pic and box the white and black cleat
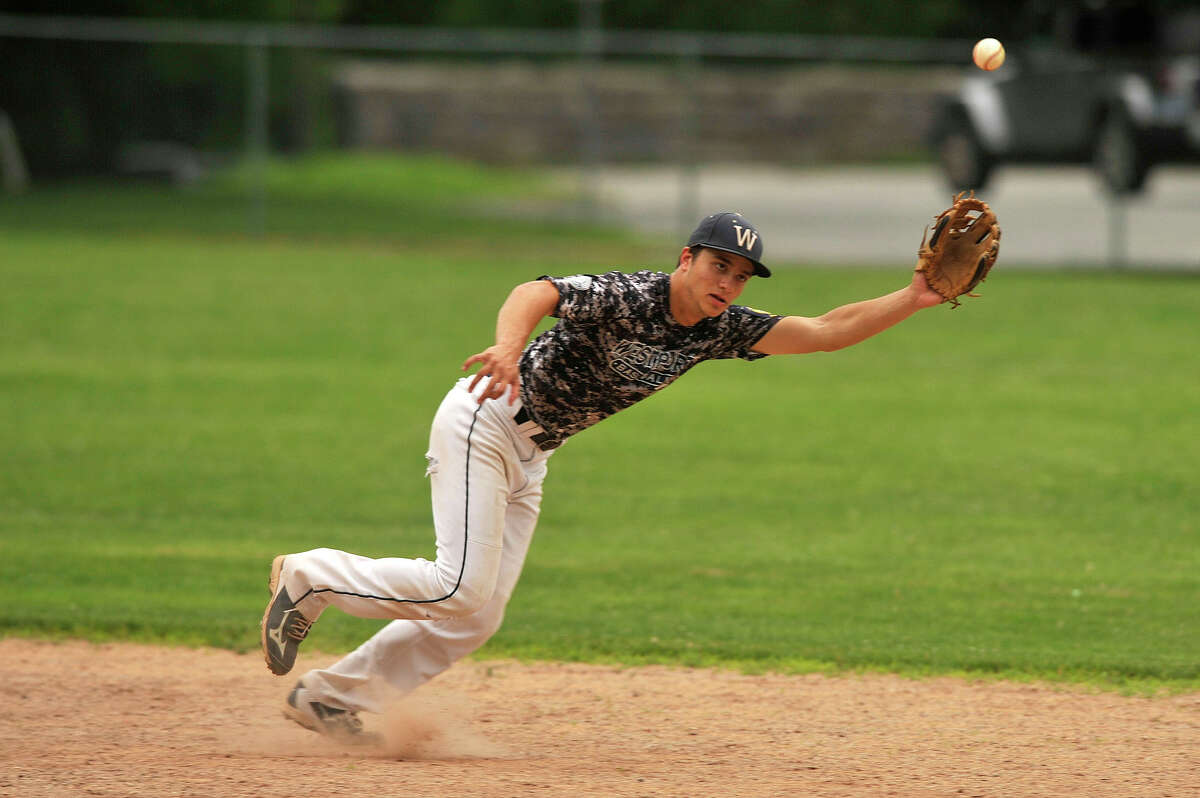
[284,682,382,746]
[261,555,314,676]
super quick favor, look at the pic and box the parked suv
[931,2,1200,195]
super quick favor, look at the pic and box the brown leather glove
[916,192,1001,307]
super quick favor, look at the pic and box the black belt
[514,406,559,451]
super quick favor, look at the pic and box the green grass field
[2,155,1197,693]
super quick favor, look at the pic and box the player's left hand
[909,269,947,309]
[915,193,1001,307]
[462,344,522,404]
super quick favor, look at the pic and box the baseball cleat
[261,555,314,676]
[284,681,382,746]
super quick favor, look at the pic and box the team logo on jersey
[609,340,692,388]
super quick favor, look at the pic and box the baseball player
[260,210,956,743]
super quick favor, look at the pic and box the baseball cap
[686,211,770,278]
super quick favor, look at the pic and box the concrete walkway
[587,164,1200,269]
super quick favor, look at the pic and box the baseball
[972,37,1005,71]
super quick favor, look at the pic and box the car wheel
[1094,111,1150,195]
[936,114,993,193]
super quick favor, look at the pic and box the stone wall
[331,60,963,165]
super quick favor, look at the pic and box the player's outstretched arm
[462,279,560,404]
[752,270,943,356]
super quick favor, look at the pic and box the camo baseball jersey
[518,270,783,448]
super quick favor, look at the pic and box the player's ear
[676,246,694,272]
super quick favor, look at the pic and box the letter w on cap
[732,224,758,250]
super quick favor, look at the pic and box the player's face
[681,248,755,319]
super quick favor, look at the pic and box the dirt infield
[1,639,1195,798]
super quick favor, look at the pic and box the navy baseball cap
[687,211,770,278]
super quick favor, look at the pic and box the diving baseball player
[260,210,964,742]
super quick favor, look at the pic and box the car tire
[935,112,993,193]
[1094,110,1150,195]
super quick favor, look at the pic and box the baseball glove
[916,192,1001,307]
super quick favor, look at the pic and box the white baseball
[972,38,1005,71]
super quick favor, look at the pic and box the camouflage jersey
[517,270,783,448]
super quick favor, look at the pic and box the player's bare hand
[909,269,946,309]
[462,345,522,404]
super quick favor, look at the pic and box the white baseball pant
[274,377,553,713]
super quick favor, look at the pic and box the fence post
[676,36,701,235]
[246,31,269,236]
[1104,192,1128,269]
[577,0,603,222]
[0,109,30,193]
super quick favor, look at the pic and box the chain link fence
[3,14,1198,266]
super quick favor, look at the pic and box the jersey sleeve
[716,305,785,361]
[539,271,630,322]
